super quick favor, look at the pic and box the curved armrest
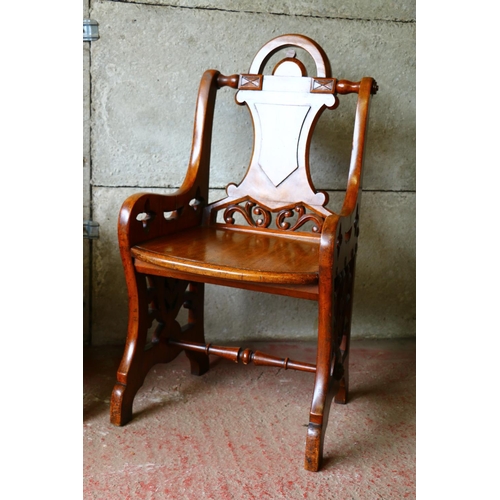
[319,77,375,277]
[179,69,221,196]
[118,190,204,252]
[339,77,376,219]
[118,69,228,252]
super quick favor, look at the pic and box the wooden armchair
[110,34,377,472]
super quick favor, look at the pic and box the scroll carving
[276,206,324,233]
[224,201,272,228]
[220,197,326,234]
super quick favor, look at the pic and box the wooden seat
[110,34,377,472]
[131,226,320,285]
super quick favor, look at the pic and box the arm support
[339,77,376,218]
[320,77,375,276]
[118,69,225,251]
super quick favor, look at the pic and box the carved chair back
[206,35,354,236]
[112,33,378,473]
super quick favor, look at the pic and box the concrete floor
[83,339,415,499]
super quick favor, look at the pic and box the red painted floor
[84,339,415,499]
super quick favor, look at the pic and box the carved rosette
[221,198,325,233]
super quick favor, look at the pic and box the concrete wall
[84,0,416,345]
[83,0,91,344]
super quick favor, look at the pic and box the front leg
[304,215,345,471]
[110,274,191,426]
[304,284,343,471]
[110,272,152,426]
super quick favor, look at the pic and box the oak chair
[110,34,377,472]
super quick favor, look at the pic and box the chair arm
[118,69,231,250]
[338,77,376,218]
[320,77,375,276]
[178,69,226,196]
[118,189,204,251]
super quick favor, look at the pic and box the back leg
[334,259,356,405]
[182,282,210,376]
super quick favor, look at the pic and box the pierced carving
[276,205,323,233]
[136,210,156,231]
[334,207,361,276]
[224,201,272,228]
[336,229,343,257]
[145,276,190,346]
[189,197,204,211]
[221,198,325,233]
[163,208,182,221]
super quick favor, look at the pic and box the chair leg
[110,273,208,426]
[110,272,151,426]
[304,259,357,471]
[183,282,210,376]
[334,258,356,405]
[334,356,349,405]
[304,282,342,472]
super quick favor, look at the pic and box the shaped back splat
[209,35,339,233]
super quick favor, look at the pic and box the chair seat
[131,226,320,285]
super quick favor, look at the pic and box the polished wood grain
[134,259,320,300]
[110,34,377,473]
[131,225,320,285]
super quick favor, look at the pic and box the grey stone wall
[84,0,416,345]
[83,0,91,344]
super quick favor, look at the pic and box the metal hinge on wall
[84,221,100,239]
[83,19,99,42]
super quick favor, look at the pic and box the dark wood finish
[110,34,376,472]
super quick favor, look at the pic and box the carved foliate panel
[212,196,327,234]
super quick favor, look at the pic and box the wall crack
[104,0,415,24]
